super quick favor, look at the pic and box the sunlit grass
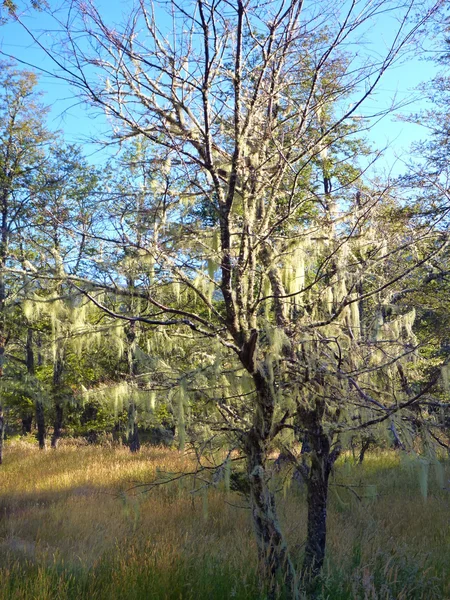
[0,440,448,599]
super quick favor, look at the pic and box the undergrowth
[0,442,448,599]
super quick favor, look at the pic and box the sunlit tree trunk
[244,369,297,598]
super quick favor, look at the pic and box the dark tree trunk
[21,415,33,435]
[301,434,311,454]
[359,437,372,464]
[51,402,63,449]
[26,327,35,375]
[51,350,64,449]
[36,401,46,450]
[126,321,140,453]
[127,402,140,452]
[26,327,46,447]
[303,453,330,580]
[0,406,4,465]
[301,425,340,589]
[246,432,296,597]
[34,332,46,449]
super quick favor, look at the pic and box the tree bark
[126,321,140,453]
[359,437,372,464]
[26,327,46,449]
[0,406,4,465]
[36,401,46,450]
[303,454,330,580]
[51,350,64,449]
[127,402,140,452]
[301,424,340,589]
[21,415,33,434]
[35,332,46,449]
[51,402,63,449]
[246,374,297,599]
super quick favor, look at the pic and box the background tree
[23,143,102,448]
[0,61,53,461]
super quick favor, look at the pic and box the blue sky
[0,0,443,174]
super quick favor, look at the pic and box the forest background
[0,0,449,598]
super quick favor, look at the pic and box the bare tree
[8,0,448,595]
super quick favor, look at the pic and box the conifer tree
[0,62,54,461]
[25,144,102,448]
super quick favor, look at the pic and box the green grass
[0,441,448,599]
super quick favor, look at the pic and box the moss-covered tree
[13,0,447,594]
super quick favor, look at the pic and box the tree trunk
[51,350,64,449]
[359,437,372,464]
[51,333,65,449]
[51,402,63,449]
[246,375,297,599]
[126,321,140,453]
[301,427,340,590]
[303,454,330,581]
[35,332,46,449]
[127,402,140,452]
[21,415,33,435]
[0,406,4,465]
[26,327,46,448]
[36,401,46,450]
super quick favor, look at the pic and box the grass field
[0,440,448,599]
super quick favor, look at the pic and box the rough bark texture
[246,374,297,599]
[246,433,296,597]
[301,420,340,588]
[303,451,330,580]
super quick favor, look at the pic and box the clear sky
[0,0,443,175]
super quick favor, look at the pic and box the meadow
[0,440,448,600]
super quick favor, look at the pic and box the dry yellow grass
[0,441,448,599]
